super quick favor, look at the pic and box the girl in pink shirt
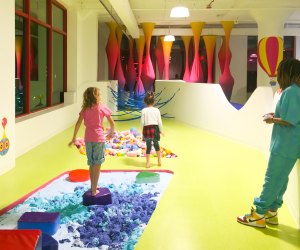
[69,87,115,196]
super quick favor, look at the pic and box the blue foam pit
[42,233,58,250]
[18,212,60,236]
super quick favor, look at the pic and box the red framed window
[15,0,67,116]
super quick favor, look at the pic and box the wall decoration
[154,37,164,80]
[190,22,205,83]
[160,37,173,80]
[203,35,217,83]
[181,36,192,82]
[135,36,145,96]
[105,22,119,80]
[141,23,155,92]
[125,37,136,97]
[258,36,283,86]
[219,21,234,100]
[0,118,9,156]
[114,26,126,90]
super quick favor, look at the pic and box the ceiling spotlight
[170,6,189,18]
[164,35,175,42]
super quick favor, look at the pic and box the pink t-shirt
[80,104,112,142]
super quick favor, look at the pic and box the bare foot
[92,189,100,196]
[158,162,161,166]
[146,164,151,168]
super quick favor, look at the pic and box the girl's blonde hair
[82,87,101,109]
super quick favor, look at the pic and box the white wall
[0,1,15,175]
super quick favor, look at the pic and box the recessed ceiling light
[164,35,175,42]
[170,6,189,18]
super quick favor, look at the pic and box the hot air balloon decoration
[258,36,283,86]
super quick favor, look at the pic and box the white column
[250,9,292,90]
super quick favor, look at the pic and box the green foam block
[135,171,160,183]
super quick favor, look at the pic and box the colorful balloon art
[258,36,283,86]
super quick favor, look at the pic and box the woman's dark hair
[277,58,300,90]
[144,91,155,106]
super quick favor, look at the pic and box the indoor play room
[1,0,300,249]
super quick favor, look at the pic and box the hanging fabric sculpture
[114,26,126,90]
[190,22,205,83]
[154,37,165,80]
[135,36,145,96]
[218,21,234,100]
[203,35,216,83]
[141,23,155,92]
[160,37,173,80]
[258,36,283,86]
[181,36,192,82]
[125,38,136,96]
[105,22,119,80]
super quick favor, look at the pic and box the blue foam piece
[18,212,60,236]
[82,187,112,206]
[42,233,58,250]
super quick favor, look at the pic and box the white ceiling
[64,0,300,37]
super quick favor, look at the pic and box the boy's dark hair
[277,58,300,90]
[144,91,155,106]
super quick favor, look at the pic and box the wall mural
[0,118,10,156]
[258,36,283,86]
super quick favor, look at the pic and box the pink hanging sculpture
[105,22,119,80]
[219,21,234,100]
[114,26,126,90]
[141,23,155,92]
[135,36,145,96]
[155,37,164,80]
[203,35,217,83]
[125,38,136,95]
[190,22,205,83]
[181,36,192,82]
[160,37,173,80]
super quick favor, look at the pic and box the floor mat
[0,170,173,250]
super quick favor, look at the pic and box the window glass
[15,16,27,115]
[52,32,64,105]
[15,0,24,12]
[30,22,48,111]
[30,0,47,23]
[52,4,64,30]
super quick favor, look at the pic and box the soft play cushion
[135,171,160,183]
[82,187,112,206]
[68,169,90,182]
[18,212,60,235]
[0,229,42,250]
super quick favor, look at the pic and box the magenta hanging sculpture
[141,23,155,92]
[181,36,192,82]
[155,37,164,80]
[125,38,136,96]
[105,22,119,80]
[190,22,205,83]
[219,21,234,100]
[135,36,145,96]
[114,26,126,90]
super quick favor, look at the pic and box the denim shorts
[85,142,106,167]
